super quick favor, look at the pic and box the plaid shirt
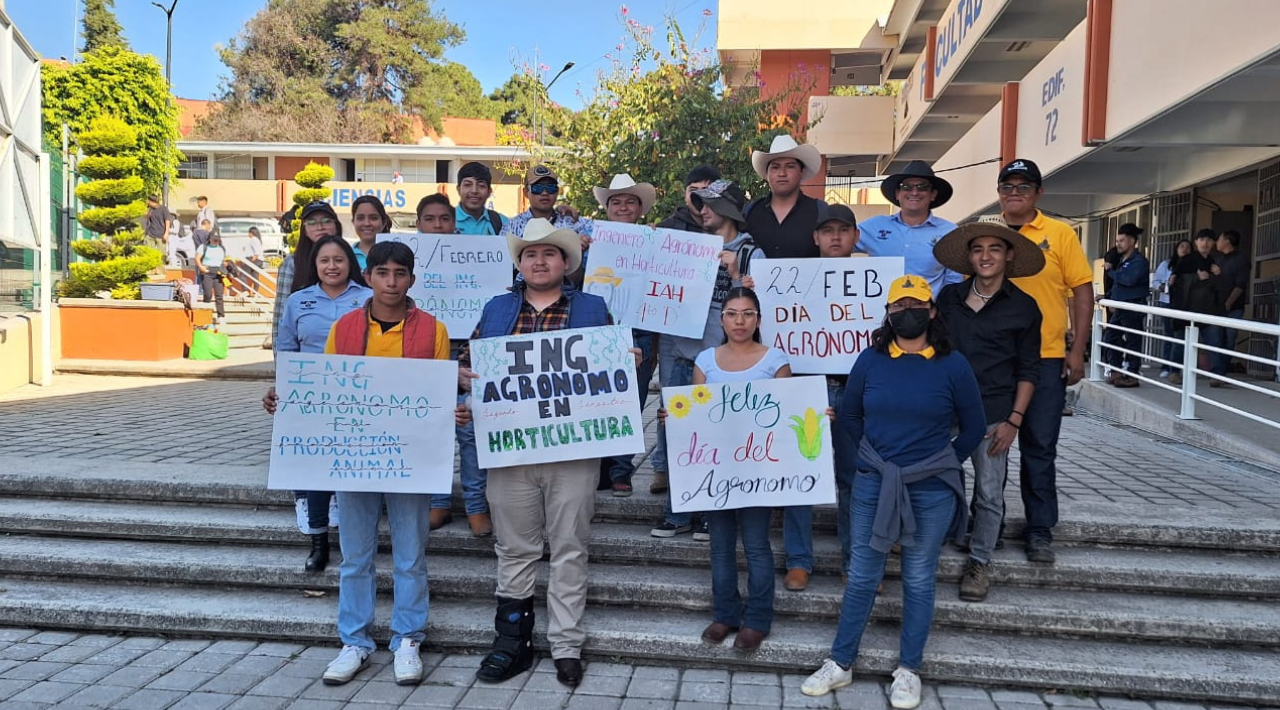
[461,289,609,367]
[270,254,297,344]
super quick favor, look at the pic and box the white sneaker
[801,658,853,696]
[328,496,340,528]
[294,498,310,535]
[393,639,424,685]
[889,667,922,709]
[322,645,369,685]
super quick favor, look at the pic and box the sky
[9,0,719,108]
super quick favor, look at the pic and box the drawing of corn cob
[788,407,825,461]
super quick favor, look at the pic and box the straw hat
[932,223,1047,278]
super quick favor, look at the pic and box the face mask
[889,308,931,339]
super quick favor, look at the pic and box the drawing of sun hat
[584,266,623,287]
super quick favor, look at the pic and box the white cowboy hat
[751,135,822,182]
[592,174,657,216]
[507,218,583,273]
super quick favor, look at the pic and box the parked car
[216,218,289,259]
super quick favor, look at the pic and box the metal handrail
[224,260,277,306]
[1091,299,1280,428]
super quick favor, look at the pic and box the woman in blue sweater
[271,234,372,572]
[802,275,985,708]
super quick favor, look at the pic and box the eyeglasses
[304,217,336,227]
[998,183,1038,195]
[528,183,560,195]
[897,182,933,194]
[722,310,759,320]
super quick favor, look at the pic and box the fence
[1092,299,1280,430]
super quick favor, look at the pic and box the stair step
[4,497,1279,597]
[3,536,1277,647]
[0,578,1275,703]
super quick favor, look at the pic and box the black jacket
[657,206,701,233]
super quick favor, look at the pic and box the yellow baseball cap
[888,275,933,304]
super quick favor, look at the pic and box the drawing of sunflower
[668,394,693,419]
[691,385,712,405]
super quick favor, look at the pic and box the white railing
[225,260,277,308]
[1091,299,1280,429]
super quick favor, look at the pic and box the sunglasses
[897,182,933,194]
[528,183,560,195]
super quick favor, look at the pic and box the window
[177,156,208,180]
[363,159,394,182]
[397,160,434,183]
[214,154,253,180]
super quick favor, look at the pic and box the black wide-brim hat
[932,222,1046,278]
[880,160,954,209]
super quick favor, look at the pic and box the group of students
[260,143,1093,709]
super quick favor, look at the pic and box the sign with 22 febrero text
[469,325,645,469]
[378,233,513,337]
[268,353,459,494]
[665,375,836,513]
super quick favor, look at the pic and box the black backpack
[485,210,502,235]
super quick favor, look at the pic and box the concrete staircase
[1,463,1278,703]
[217,296,273,350]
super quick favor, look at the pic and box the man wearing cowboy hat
[996,158,1093,565]
[468,218,613,689]
[744,134,826,259]
[857,161,963,295]
[590,174,662,496]
[933,223,1044,602]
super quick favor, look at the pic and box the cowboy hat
[593,174,657,216]
[932,223,1046,279]
[751,135,822,182]
[507,218,583,273]
[880,160,954,208]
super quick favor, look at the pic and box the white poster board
[583,221,721,337]
[378,233,512,336]
[470,324,645,468]
[757,257,904,374]
[665,376,836,513]
[268,354,459,494]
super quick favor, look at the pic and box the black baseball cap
[815,203,857,228]
[998,159,1043,185]
[300,201,338,221]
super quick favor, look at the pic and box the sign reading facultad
[932,0,1011,95]
[665,376,836,513]
[757,257,904,374]
[268,354,459,494]
[469,325,645,469]
[582,221,721,338]
[377,233,512,336]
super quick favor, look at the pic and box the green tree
[42,46,181,196]
[198,0,485,142]
[550,15,817,221]
[831,81,903,97]
[60,117,164,300]
[487,71,571,143]
[81,0,129,54]
[287,162,334,247]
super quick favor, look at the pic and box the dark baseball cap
[816,203,857,229]
[998,159,1042,185]
[300,201,338,221]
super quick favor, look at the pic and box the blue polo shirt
[856,212,964,294]
[455,205,508,235]
[275,281,373,354]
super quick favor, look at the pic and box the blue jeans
[1103,303,1144,374]
[433,393,487,515]
[1018,358,1065,542]
[707,506,775,633]
[336,491,431,652]
[1212,308,1244,375]
[1159,315,1176,372]
[783,506,813,572]
[659,355,697,527]
[828,379,856,571]
[605,329,659,481]
[830,473,955,670]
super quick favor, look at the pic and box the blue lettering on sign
[934,0,985,78]
[331,188,408,209]
[1042,67,1065,145]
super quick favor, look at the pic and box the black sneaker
[1025,537,1056,564]
[692,519,710,542]
[650,521,692,538]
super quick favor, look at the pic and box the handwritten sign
[378,233,512,336]
[757,257,904,374]
[469,324,644,469]
[583,221,721,338]
[665,376,836,513]
[268,354,459,494]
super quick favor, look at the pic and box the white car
[216,218,288,259]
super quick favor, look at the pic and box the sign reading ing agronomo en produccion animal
[468,325,645,469]
[664,376,836,513]
[267,354,459,494]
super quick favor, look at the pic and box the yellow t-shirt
[1009,211,1093,359]
[324,311,451,359]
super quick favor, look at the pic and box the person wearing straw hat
[744,134,826,259]
[857,161,962,296]
[590,174,660,496]
[468,218,613,689]
[933,223,1045,602]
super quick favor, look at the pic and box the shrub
[294,163,335,188]
[76,116,138,156]
[78,200,146,234]
[59,247,163,297]
[77,155,140,180]
[287,162,335,248]
[75,176,145,207]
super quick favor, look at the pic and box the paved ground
[0,628,1275,710]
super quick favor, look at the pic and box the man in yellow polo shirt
[998,159,1094,565]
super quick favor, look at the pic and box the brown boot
[958,559,990,602]
[784,569,809,591]
[429,508,453,531]
[650,471,669,494]
[468,513,493,538]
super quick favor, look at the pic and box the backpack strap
[736,237,757,277]
[486,210,503,235]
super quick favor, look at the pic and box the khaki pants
[486,457,596,659]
